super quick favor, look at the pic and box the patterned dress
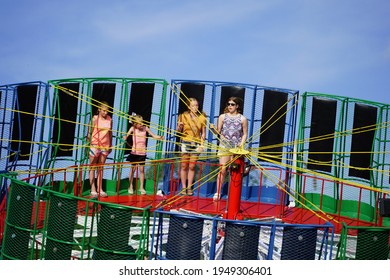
[220,113,243,147]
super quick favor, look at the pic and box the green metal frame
[296,92,390,224]
[336,222,390,260]
[44,77,168,197]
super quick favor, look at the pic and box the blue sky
[1,0,389,104]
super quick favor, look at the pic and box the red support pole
[225,156,245,220]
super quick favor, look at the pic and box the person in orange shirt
[123,114,163,195]
[87,101,112,198]
[177,97,207,195]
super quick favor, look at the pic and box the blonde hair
[96,101,110,114]
[185,97,206,117]
[130,114,143,125]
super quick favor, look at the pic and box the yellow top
[179,111,206,143]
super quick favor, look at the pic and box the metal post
[225,156,245,220]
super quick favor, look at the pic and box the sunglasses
[227,102,236,106]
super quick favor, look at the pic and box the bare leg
[214,155,231,200]
[180,153,190,194]
[97,154,108,196]
[128,165,136,194]
[89,155,98,195]
[139,165,146,194]
[187,154,198,195]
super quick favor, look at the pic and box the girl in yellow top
[177,98,207,195]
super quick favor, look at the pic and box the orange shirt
[179,111,206,143]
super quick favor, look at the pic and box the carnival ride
[0,77,389,260]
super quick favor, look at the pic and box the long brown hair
[223,96,243,114]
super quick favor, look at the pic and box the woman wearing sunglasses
[214,96,248,201]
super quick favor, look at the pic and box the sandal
[90,191,98,198]
[179,188,187,195]
[140,189,146,195]
[128,188,134,194]
[187,188,193,196]
[100,191,108,197]
[213,193,220,201]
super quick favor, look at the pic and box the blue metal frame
[162,79,299,205]
[151,208,334,260]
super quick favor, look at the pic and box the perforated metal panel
[280,227,318,260]
[355,229,389,260]
[1,174,151,260]
[166,215,204,260]
[2,182,35,259]
[336,223,390,260]
[93,205,134,260]
[151,209,335,260]
[44,195,78,260]
[222,222,260,260]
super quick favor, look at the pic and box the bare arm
[200,124,206,145]
[108,119,113,152]
[217,114,225,134]
[215,114,228,143]
[123,126,134,140]
[240,116,248,147]
[146,127,163,140]
[199,114,206,145]
[177,114,184,132]
[86,116,96,142]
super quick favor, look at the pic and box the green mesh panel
[1,226,31,260]
[44,195,78,260]
[0,173,151,260]
[92,205,135,260]
[355,229,389,260]
[336,223,390,260]
[383,217,390,227]
[7,182,35,227]
[50,181,75,195]
[2,182,35,259]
